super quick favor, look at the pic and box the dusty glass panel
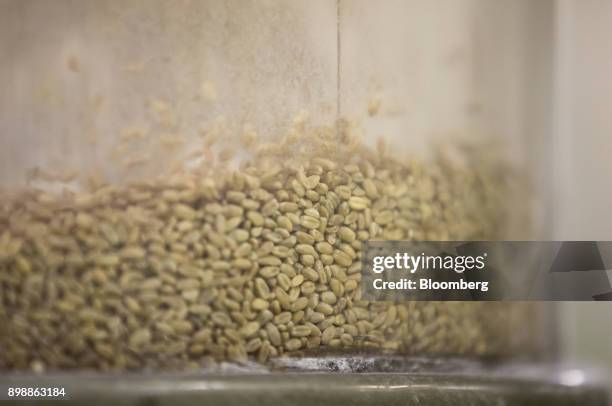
[0,0,554,372]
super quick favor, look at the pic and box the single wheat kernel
[239,322,260,338]
[321,326,336,345]
[285,338,302,351]
[348,196,369,211]
[252,298,269,311]
[300,215,320,230]
[291,326,312,337]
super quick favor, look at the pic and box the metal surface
[0,357,607,405]
[1,372,606,406]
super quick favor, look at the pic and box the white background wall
[554,0,612,382]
